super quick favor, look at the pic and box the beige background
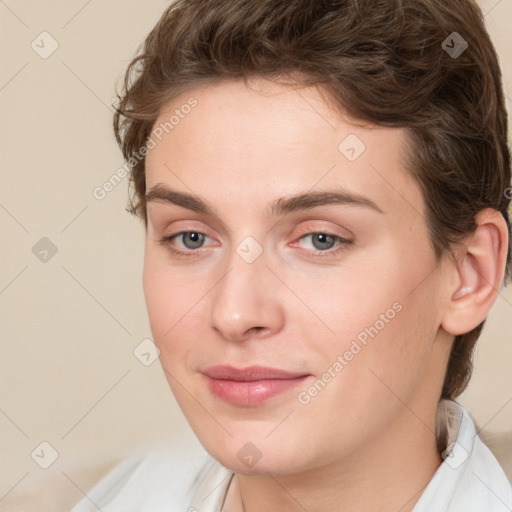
[0,0,511,509]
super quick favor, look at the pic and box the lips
[201,365,312,406]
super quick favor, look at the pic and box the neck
[236,406,442,512]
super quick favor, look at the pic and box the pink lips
[202,365,311,406]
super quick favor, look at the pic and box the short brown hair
[113,0,511,400]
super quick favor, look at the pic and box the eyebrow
[145,183,384,217]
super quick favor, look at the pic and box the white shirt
[70,400,512,512]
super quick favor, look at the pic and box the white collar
[187,400,512,512]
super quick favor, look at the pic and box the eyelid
[160,232,352,261]
[147,206,232,238]
[157,219,217,241]
[291,221,353,242]
[289,232,352,255]
[162,230,217,249]
[158,219,355,259]
[291,232,352,246]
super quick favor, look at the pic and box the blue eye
[177,232,206,250]
[302,233,338,251]
[158,230,352,259]
[295,232,351,256]
[158,230,212,257]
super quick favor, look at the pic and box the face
[143,77,452,475]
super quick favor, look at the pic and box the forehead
[145,77,424,222]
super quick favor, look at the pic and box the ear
[441,208,509,336]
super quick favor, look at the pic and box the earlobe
[441,209,509,336]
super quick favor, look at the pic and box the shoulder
[452,423,512,510]
[70,438,214,512]
[414,400,512,512]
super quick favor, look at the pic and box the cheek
[288,244,438,390]
[143,231,438,384]
[282,260,403,351]
[288,293,435,453]
[142,251,203,352]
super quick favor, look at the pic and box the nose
[209,248,285,343]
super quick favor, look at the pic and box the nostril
[245,326,267,339]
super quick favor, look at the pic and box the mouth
[201,365,312,406]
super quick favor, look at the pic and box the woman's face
[143,77,452,475]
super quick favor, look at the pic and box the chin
[215,452,290,475]
[198,433,305,476]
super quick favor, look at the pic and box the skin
[142,77,508,512]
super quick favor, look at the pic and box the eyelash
[157,231,211,259]
[291,231,352,258]
[158,230,353,259]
